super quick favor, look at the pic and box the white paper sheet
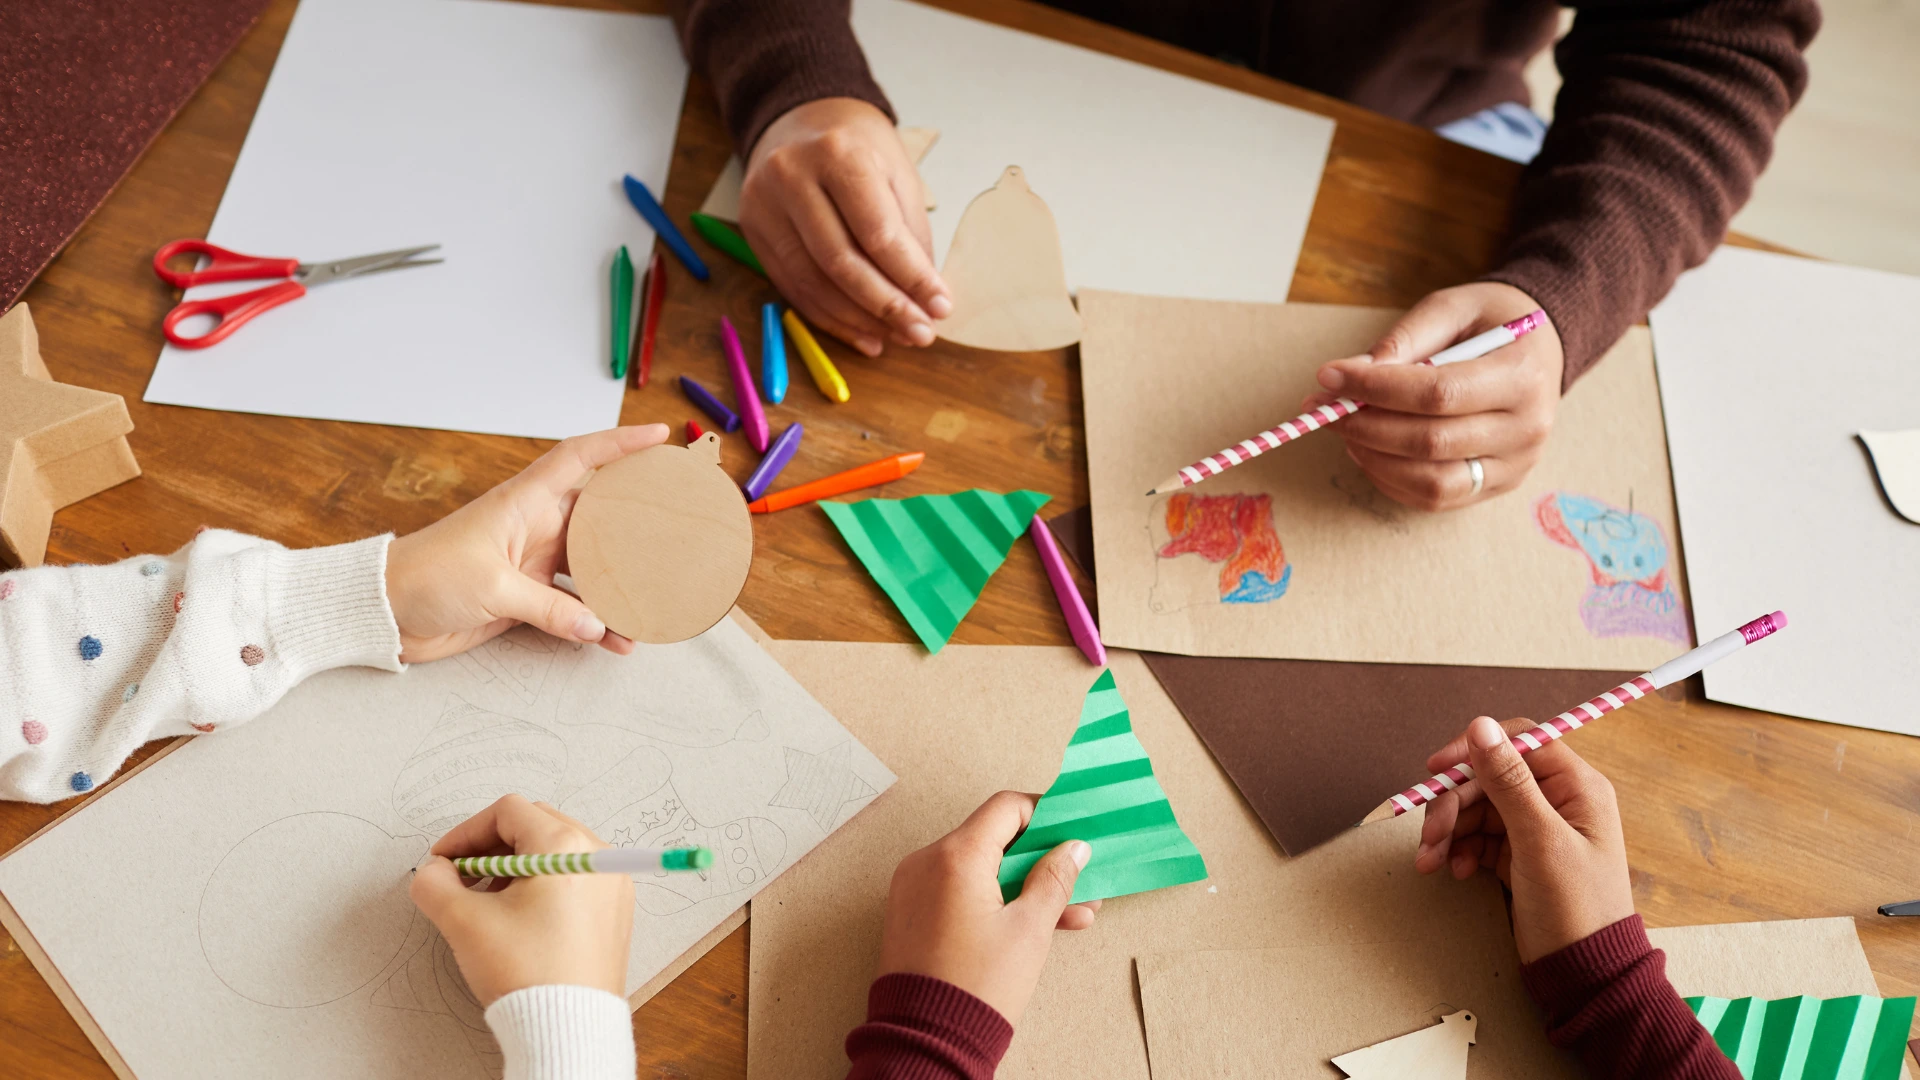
[0,619,892,1080]
[1649,247,1920,734]
[850,0,1334,304]
[143,0,688,439]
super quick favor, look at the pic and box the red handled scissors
[152,240,442,349]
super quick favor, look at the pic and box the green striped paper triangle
[1685,995,1915,1080]
[822,489,1050,653]
[998,669,1208,904]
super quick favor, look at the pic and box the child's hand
[385,424,668,663]
[409,795,635,1006]
[876,791,1100,1024]
[1416,715,1636,962]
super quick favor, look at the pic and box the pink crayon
[1149,310,1547,497]
[1362,610,1787,824]
[720,315,770,452]
[1030,515,1105,667]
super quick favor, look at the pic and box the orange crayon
[747,451,925,514]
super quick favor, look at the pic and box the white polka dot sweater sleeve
[484,985,637,1080]
[0,530,402,803]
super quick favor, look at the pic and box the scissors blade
[296,244,442,285]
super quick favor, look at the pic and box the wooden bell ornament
[1,303,141,569]
[935,166,1084,352]
[565,431,752,644]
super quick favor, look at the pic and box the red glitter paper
[0,1,272,307]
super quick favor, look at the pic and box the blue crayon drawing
[1534,492,1689,644]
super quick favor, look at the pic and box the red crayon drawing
[1157,493,1293,604]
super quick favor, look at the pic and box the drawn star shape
[638,809,663,829]
[1,305,135,567]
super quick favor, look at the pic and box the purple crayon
[742,423,804,501]
[679,375,740,432]
[720,316,770,452]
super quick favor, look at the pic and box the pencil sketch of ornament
[561,747,788,917]
[392,694,567,835]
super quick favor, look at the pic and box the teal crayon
[761,302,788,403]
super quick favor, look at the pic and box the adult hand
[384,424,669,662]
[877,791,1100,1024]
[410,795,635,1006]
[1415,715,1636,963]
[740,97,950,357]
[1302,282,1564,511]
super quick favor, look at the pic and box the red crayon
[686,420,705,442]
[636,252,665,388]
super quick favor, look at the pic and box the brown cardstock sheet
[1136,939,1577,1079]
[1134,917,1901,1080]
[1079,291,1687,670]
[749,643,1538,1079]
[1,0,273,306]
[1046,505,1639,856]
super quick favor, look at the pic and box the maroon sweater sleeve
[1484,0,1818,387]
[1521,915,1740,1080]
[670,0,895,160]
[845,973,1014,1080]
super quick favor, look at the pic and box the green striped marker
[454,847,712,878]
[1686,995,1915,1080]
[998,669,1207,905]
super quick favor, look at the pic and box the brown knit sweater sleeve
[1484,0,1818,387]
[670,0,895,160]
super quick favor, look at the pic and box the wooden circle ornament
[566,432,751,644]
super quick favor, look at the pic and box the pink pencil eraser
[1770,609,1788,629]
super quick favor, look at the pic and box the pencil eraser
[1770,609,1788,629]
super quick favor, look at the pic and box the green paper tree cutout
[1685,995,1915,1080]
[998,669,1207,904]
[822,489,1050,653]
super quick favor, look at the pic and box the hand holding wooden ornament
[565,432,752,644]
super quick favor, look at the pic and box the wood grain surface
[0,0,1907,1077]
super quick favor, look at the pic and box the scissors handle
[162,281,307,349]
[153,240,300,288]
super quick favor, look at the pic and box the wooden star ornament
[1,304,141,568]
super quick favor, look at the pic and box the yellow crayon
[781,309,850,403]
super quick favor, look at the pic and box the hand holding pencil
[411,795,634,1007]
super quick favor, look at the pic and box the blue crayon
[622,175,710,282]
[679,375,740,432]
[742,423,804,502]
[760,302,788,404]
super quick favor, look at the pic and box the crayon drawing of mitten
[1534,492,1689,644]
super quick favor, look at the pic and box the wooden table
[5,0,1916,1076]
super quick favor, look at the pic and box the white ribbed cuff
[485,985,636,1080]
[263,535,402,678]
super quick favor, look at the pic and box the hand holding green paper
[999,669,1208,904]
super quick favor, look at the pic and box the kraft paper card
[0,618,892,1080]
[748,644,1536,1080]
[1,0,271,307]
[822,489,1050,652]
[997,670,1206,903]
[1046,504,1639,855]
[1649,247,1920,734]
[1135,940,1577,1079]
[1685,996,1913,1079]
[1080,291,1686,669]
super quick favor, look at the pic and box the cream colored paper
[0,619,891,1080]
[1860,430,1920,525]
[1649,248,1920,733]
[1137,943,1572,1079]
[748,644,1535,1079]
[850,0,1334,304]
[1081,291,1687,669]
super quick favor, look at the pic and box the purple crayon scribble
[1534,491,1689,644]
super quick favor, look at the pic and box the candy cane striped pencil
[1146,310,1547,497]
[453,847,712,878]
[1360,610,1788,824]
